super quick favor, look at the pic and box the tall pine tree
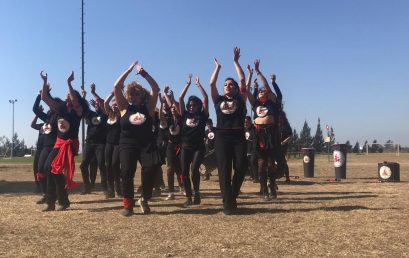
[312,118,325,152]
[299,120,312,148]
[289,129,300,152]
[352,141,360,153]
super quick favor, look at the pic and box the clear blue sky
[1,0,408,149]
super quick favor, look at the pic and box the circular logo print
[333,150,345,168]
[169,124,180,136]
[129,112,146,125]
[379,166,392,180]
[107,117,117,125]
[58,119,70,133]
[208,132,215,140]
[303,155,310,164]
[220,100,237,114]
[186,117,199,128]
[245,131,250,140]
[256,106,268,117]
[42,123,52,135]
[91,116,101,125]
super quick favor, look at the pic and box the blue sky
[0,0,408,149]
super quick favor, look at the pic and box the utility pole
[81,0,85,150]
[9,99,17,158]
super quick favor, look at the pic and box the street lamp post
[9,99,17,158]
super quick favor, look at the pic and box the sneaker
[138,198,151,214]
[120,208,134,217]
[193,192,201,205]
[42,204,55,212]
[36,196,47,204]
[165,193,175,200]
[183,197,193,208]
[56,203,70,211]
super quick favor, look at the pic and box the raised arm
[195,76,209,116]
[40,71,60,113]
[30,115,42,130]
[164,86,180,115]
[233,47,247,102]
[114,61,137,114]
[209,58,221,103]
[254,59,273,97]
[136,65,159,118]
[33,92,48,122]
[67,71,83,117]
[178,74,192,117]
[104,91,114,115]
[246,65,255,107]
[270,74,282,102]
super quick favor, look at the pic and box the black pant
[215,130,247,208]
[166,142,182,192]
[105,143,121,193]
[45,148,69,206]
[80,143,106,189]
[257,149,275,195]
[120,145,157,201]
[37,146,53,194]
[180,143,205,198]
[33,146,43,189]
[247,152,258,180]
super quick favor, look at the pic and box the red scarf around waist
[51,137,80,189]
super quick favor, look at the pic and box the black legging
[247,152,258,181]
[33,145,43,189]
[80,143,106,190]
[105,142,121,194]
[166,142,182,192]
[44,148,69,206]
[37,146,53,194]
[257,149,275,195]
[180,144,205,198]
[214,130,247,208]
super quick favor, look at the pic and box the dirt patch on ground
[1,153,408,257]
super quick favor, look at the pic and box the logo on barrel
[303,155,310,164]
[333,150,345,167]
[379,166,392,180]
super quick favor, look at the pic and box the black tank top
[168,116,182,144]
[41,117,58,147]
[181,111,208,147]
[119,104,153,146]
[57,109,82,140]
[215,94,246,129]
[85,110,107,144]
[158,119,170,145]
[106,115,121,145]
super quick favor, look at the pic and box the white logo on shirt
[129,112,146,125]
[220,100,237,114]
[169,124,180,136]
[91,116,101,125]
[207,132,215,140]
[256,106,268,117]
[186,117,199,128]
[41,123,52,135]
[107,117,117,125]
[58,119,70,133]
[245,131,250,140]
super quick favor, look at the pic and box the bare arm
[164,87,180,115]
[104,92,114,115]
[67,71,83,117]
[233,47,247,102]
[136,65,159,118]
[114,61,137,114]
[195,76,209,116]
[254,59,273,97]
[178,74,192,117]
[246,65,255,107]
[40,71,60,113]
[90,83,105,113]
[209,58,221,103]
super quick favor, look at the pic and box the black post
[81,0,85,149]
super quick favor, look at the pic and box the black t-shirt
[158,119,170,146]
[106,115,121,145]
[214,94,246,129]
[57,109,82,140]
[85,110,107,144]
[253,99,278,120]
[245,126,256,154]
[181,110,208,147]
[120,104,153,146]
[205,127,216,150]
[168,116,182,144]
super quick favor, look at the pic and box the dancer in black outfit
[114,61,160,216]
[179,74,209,206]
[210,47,248,215]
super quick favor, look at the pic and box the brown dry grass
[1,153,408,257]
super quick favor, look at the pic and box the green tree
[371,139,379,153]
[345,140,352,153]
[384,140,394,152]
[299,120,312,148]
[289,129,300,152]
[312,118,325,152]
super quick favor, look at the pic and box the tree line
[0,133,30,157]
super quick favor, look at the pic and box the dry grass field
[1,153,408,257]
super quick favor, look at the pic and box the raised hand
[67,71,74,83]
[195,76,200,86]
[254,59,260,73]
[89,99,96,108]
[214,58,221,69]
[187,73,192,85]
[164,85,170,95]
[233,47,241,62]
[128,61,138,72]
[90,83,96,94]
[247,64,253,75]
[40,71,47,82]
[270,74,276,82]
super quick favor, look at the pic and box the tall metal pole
[81,0,85,149]
[9,99,17,158]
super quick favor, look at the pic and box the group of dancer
[31,47,292,216]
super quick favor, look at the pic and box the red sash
[51,137,80,189]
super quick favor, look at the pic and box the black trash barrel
[333,144,347,180]
[378,161,400,182]
[302,148,315,177]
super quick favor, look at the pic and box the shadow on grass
[0,180,40,194]
[233,205,385,215]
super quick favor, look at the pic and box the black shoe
[121,208,134,217]
[42,204,55,212]
[270,187,277,199]
[183,197,193,208]
[36,196,47,204]
[56,203,70,211]
[193,192,201,205]
[138,198,151,214]
[223,208,234,215]
[105,190,115,199]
